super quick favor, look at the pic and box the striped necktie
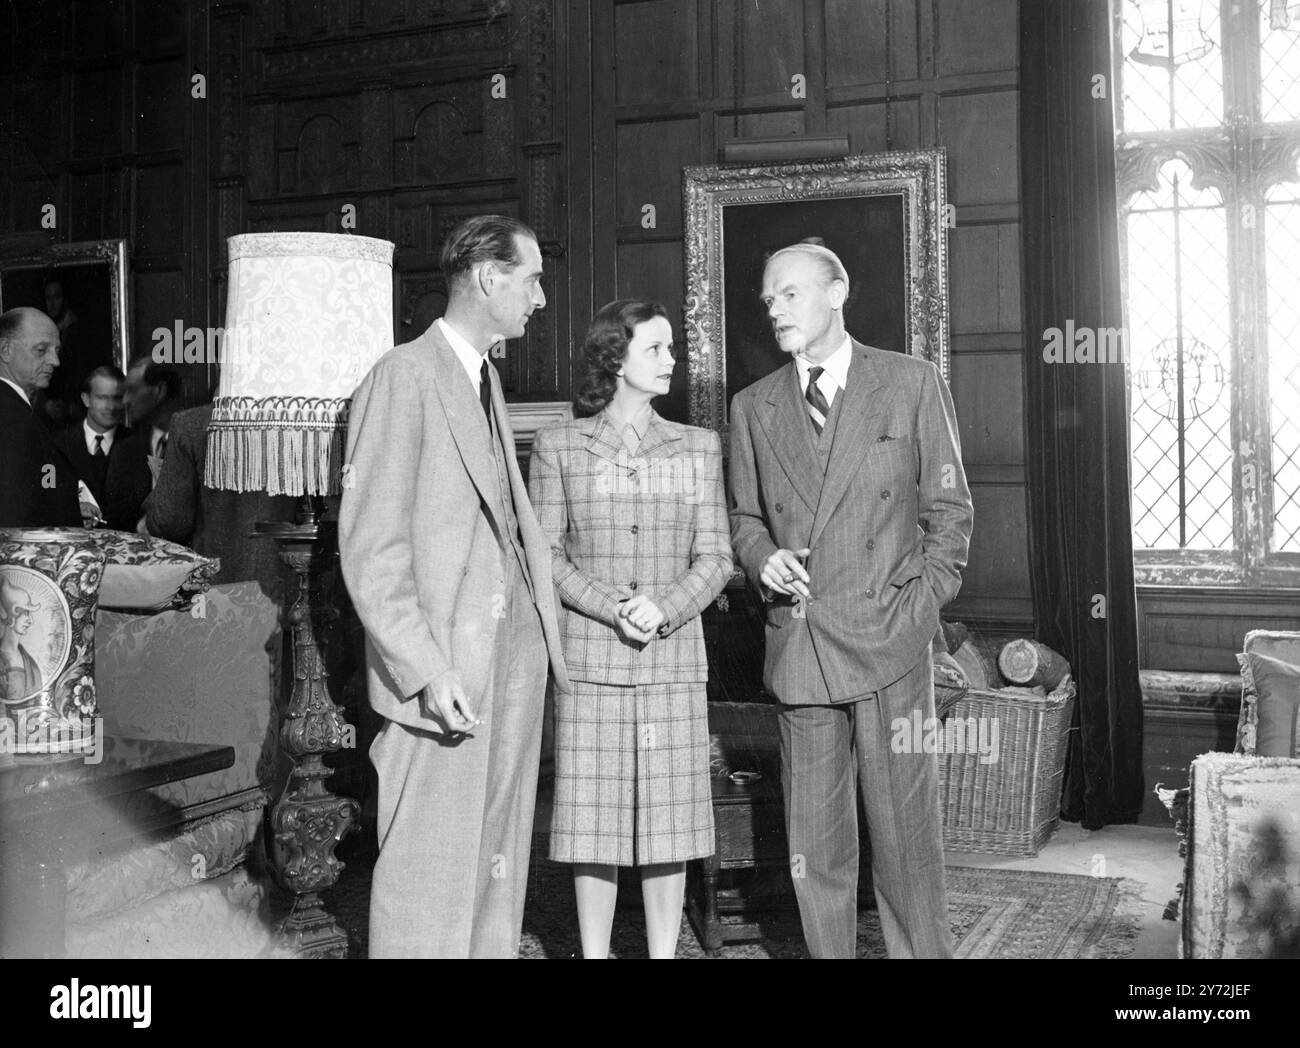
[805,366,831,435]
[479,359,491,423]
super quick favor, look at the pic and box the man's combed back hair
[765,241,851,299]
[82,364,126,394]
[129,356,182,400]
[439,214,537,287]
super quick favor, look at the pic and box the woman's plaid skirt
[549,680,715,866]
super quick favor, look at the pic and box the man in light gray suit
[339,215,570,958]
[728,243,972,958]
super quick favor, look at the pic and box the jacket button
[881,490,891,500]
[865,588,875,598]
[774,502,784,513]
[866,539,876,550]
[630,524,639,534]
[629,581,638,590]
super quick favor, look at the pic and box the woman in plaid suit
[529,299,732,958]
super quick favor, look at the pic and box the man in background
[104,358,182,531]
[0,307,81,527]
[52,364,127,509]
[144,402,295,586]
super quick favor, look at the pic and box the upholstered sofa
[1178,629,1300,959]
[62,580,292,958]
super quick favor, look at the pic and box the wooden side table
[686,774,792,956]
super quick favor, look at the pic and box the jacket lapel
[809,341,888,549]
[426,324,500,529]
[582,411,623,463]
[753,362,822,512]
[488,364,573,694]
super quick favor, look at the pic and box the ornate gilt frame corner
[0,238,131,371]
[682,149,950,436]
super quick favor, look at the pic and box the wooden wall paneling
[71,65,127,161]
[591,0,621,310]
[713,0,804,103]
[519,0,565,400]
[188,0,215,396]
[823,0,890,91]
[1139,589,1300,673]
[615,238,689,420]
[947,483,1034,630]
[135,60,189,155]
[612,0,699,105]
[938,90,1019,206]
[933,0,1017,77]
[951,350,1024,466]
[565,0,596,396]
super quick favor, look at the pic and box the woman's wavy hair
[573,298,669,416]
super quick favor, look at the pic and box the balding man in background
[0,307,82,527]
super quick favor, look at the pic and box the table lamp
[206,231,395,957]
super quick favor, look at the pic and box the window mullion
[1223,0,1265,574]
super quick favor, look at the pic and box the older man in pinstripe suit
[728,243,973,958]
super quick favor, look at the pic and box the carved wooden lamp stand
[205,231,396,958]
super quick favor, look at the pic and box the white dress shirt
[438,318,489,396]
[84,419,118,456]
[794,335,852,407]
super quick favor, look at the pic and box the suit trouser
[778,649,953,959]
[367,561,547,958]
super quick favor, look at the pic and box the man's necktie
[479,359,492,423]
[93,435,106,458]
[806,366,831,435]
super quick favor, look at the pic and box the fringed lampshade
[205,232,395,497]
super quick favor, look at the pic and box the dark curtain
[1020,0,1144,829]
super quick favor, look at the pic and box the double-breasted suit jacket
[729,340,973,702]
[527,410,732,684]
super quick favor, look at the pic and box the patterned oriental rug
[332,851,1143,959]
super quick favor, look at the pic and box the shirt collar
[438,317,487,391]
[0,377,31,407]
[795,335,853,391]
[603,404,653,443]
[84,418,116,452]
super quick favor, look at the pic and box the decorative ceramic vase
[0,529,105,756]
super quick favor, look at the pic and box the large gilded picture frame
[0,237,131,422]
[683,149,950,436]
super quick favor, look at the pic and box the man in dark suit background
[104,358,182,531]
[51,364,127,509]
[0,307,81,528]
[728,243,973,959]
[143,402,296,586]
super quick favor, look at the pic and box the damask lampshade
[205,232,395,497]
